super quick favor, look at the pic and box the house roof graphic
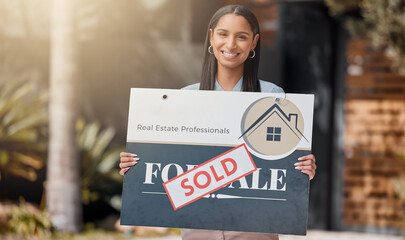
[240,103,309,143]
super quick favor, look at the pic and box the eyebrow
[216,28,250,35]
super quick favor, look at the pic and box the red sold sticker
[163,144,257,210]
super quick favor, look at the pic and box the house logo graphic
[240,97,308,160]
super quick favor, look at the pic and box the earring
[208,45,214,54]
[249,50,256,59]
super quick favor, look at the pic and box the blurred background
[0,0,404,239]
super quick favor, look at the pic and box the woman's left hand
[295,154,316,180]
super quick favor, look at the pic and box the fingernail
[294,162,299,166]
[132,161,138,164]
[133,157,140,161]
[298,157,304,160]
[131,154,137,157]
[295,166,300,170]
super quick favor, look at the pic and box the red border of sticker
[163,143,257,210]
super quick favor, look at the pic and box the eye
[237,35,247,40]
[218,32,227,37]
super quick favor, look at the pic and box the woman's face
[210,14,259,73]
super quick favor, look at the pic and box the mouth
[221,51,239,58]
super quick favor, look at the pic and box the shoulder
[259,80,284,93]
[181,83,200,90]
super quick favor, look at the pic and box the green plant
[7,198,52,237]
[77,119,124,210]
[0,80,48,182]
[361,0,405,75]
[326,0,405,76]
[325,0,360,15]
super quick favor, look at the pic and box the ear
[251,33,259,50]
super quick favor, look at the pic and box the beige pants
[181,229,279,240]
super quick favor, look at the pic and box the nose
[226,37,236,50]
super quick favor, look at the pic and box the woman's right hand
[119,152,139,176]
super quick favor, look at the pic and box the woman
[120,4,316,240]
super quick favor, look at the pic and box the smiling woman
[209,14,259,90]
[199,5,262,92]
[119,4,317,240]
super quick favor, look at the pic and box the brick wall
[344,39,405,228]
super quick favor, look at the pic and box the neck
[217,66,243,91]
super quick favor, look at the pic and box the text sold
[163,144,256,210]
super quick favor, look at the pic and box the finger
[120,157,140,163]
[294,160,313,167]
[295,165,314,171]
[120,152,137,158]
[120,167,129,175]
[298,154,315,162]
[119,161,138,169]
[294,163,317,172]
[120,152,138,157]
[301,169,315,180]
[120,167,130,176]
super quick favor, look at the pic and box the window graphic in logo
[266,127,281,142]
[240,97,309,160]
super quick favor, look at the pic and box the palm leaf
[79,122,100,151]
[91,127,115,160]
[97,147,123,174]
[0,80,48,181]
[11,152,44,169]
[6,161,38,181]
[5,129,38,142]
[78,119,123,209]
[0,81,34,119]
[7,110,47,136]
[2,92,48,127]
[0,150,9,166]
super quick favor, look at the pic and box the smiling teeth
[223,52,238,57]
